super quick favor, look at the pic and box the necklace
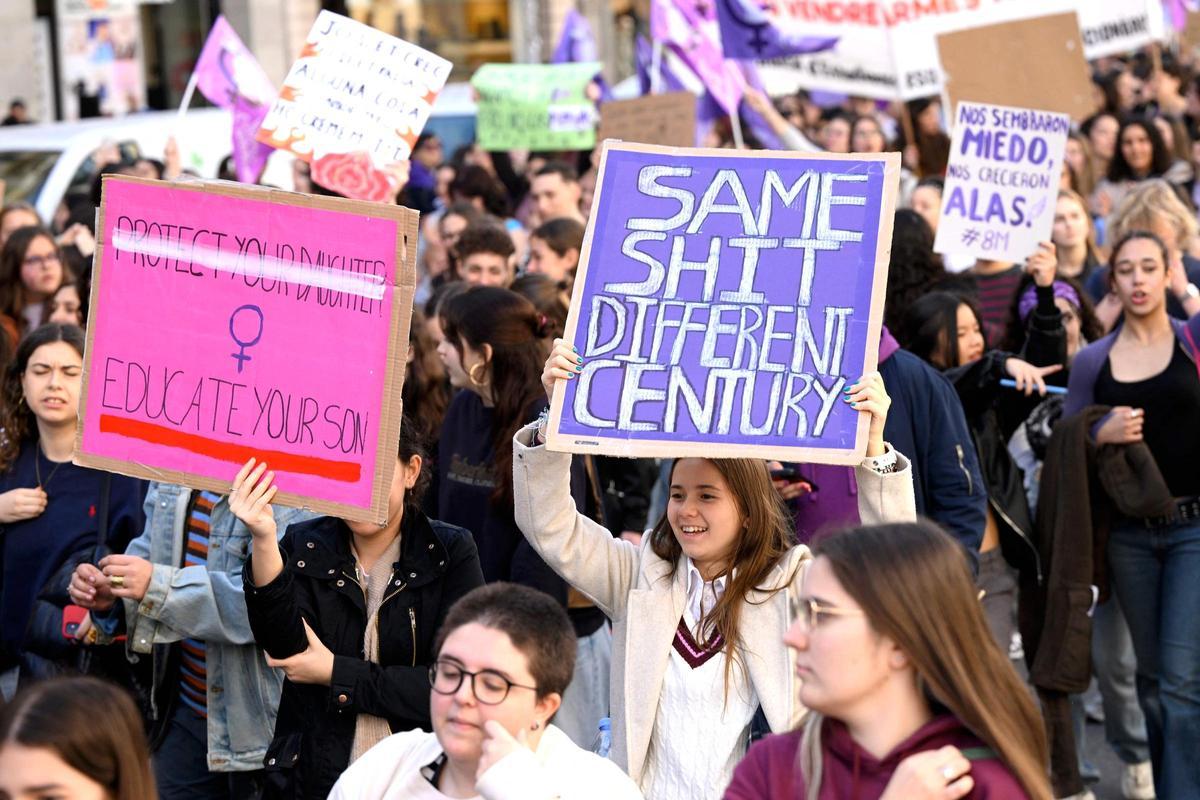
[34,442,67,492]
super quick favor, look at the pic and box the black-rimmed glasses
[428,660,538,705]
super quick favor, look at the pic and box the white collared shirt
[684,557,728,628]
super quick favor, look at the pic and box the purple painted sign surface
[550,143,898,463]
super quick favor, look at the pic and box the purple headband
[1018,281,1082,322]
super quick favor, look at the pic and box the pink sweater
[724,715,1031,800]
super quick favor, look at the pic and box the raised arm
[846,371,917,524]
[511,340,644,619]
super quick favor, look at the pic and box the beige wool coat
[512,424,918,786]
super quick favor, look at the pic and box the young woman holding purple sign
[1064,230,1200,799]
[512,339,916,799]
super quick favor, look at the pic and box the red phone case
[62,605,88,640]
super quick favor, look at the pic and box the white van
[0,85,479,224]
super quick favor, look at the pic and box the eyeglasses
[23,254,60,268]
[790,596,865,631]
[428,660,538,705]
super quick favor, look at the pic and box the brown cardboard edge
[74,174,418,523]
[547,143,900,463]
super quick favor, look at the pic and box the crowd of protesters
[1,37,1199,800]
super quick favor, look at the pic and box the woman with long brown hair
[725,521,1050,800]
[513,339,916,799]
[0,675,157,800]
[0,225,66,346]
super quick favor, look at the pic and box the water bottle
[592,717,612,758]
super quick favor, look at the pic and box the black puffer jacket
[244,511,484,800]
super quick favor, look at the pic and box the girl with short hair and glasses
[515,340,916,799]
[232,418,485,800]
[725,521,1050,799]
[328,583,642,799]
[0,225,65,346]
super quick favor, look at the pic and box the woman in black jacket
[899,291,1059,654]
[237,418,484,800]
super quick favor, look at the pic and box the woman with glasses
[329,583,641,799]
[234,419,485,800]
[514,340,916,799]
[0,225,66,347]
[725,521,1050,799]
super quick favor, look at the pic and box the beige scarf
[349,534,402,762]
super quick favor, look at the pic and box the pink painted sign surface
[78,177,414,521]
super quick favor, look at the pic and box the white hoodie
[327,724,642,800]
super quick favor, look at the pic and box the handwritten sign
[547,142,899,464]
[938,13,1093,123]
[257,10,450,202]
[75,176,417,523]
[471,63,601,152]
[597,92,696,148]
[934,102,1069,263]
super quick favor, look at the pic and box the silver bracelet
[535,407,551,444]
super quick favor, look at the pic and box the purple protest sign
[547,142,900,463]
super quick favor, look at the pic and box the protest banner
[934,102,1070,264]
[257,10,451,203]
[470,63,601,151]
[1077,0,1165,59]
[938,13,1093,124]
[597,92,697,148]
[757,24,897,101]
[190,15,276,184]
[546,142,900,464]
[75,175,418,523]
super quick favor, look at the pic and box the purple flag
[650,0,743,114]
[231,95,273,184]
[738,62,783,150]
[194,15,276,183]
[714,0,837,60]
[552,10,612,103]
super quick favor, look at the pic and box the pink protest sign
[76,176,418,523]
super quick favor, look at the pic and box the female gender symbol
[229,304,264,373]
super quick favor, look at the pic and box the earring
[468,362,488,387]
[530,721,541,731]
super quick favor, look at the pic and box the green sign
[471,63,601,151]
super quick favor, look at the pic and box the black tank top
[1095,343,1200,498]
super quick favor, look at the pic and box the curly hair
[0,324,85,473]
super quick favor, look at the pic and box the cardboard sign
[1076,0,1165,60]
[938,13,1093,124]
[934,102,1069,264]
[547,142,900,464]
[597,93,697,148]
[76,176,418,523]
[257,11,451,202]
[471,63,601,151]
[1185,12,1200,54]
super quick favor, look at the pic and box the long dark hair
[0,323,85,473]
[398,411,432,516]
[884,209,945,332]
[798,522,1050,800]
[0,225,61,334]
[403,308,450,446]
[1107,117,1172,182]
[898,290,982,369]
[0,676,157,800]
[439,287,549,504]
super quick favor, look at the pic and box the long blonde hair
[796,522,1051,800]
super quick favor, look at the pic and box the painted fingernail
[576,357,583,364]
[850,402,858,408]
[572,346,578,353]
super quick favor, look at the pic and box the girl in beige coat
[512,340,918,799]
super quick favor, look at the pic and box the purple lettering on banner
[547,142,900,464]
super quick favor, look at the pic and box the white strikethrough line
[110,230,388,301]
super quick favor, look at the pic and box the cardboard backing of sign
[1183,12,1200,54]
[74,176,418,524]
[597,92,697,147]
[545,141,900,465]
[938,12,1093,123]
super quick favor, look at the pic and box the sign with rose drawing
[257,10,451,202]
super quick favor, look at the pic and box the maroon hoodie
[724,715,1030,800]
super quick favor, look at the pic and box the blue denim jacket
[119,481,315,771]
